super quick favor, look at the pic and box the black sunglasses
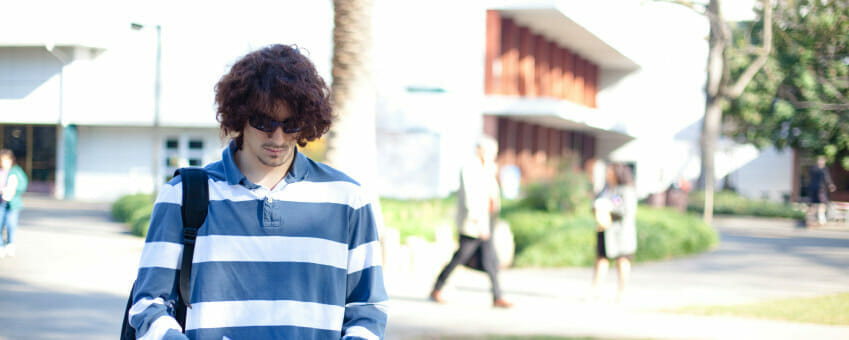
[248,115,302,134]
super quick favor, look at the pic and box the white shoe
[5,244,14,257]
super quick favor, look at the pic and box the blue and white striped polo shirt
[129,142,388,339]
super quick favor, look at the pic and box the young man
[129,45,388,339]
[0,149,28,258]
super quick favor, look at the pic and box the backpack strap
[174,168,209,310]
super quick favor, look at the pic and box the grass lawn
[670,293,849,326]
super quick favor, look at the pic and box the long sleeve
[128,181,189,340]
[342,198,388,340]
[823,168,835,188]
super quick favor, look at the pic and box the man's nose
[267,126,293,142]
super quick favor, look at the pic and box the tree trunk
[658,0,772,226]
[699,0,727,226]
[702,97,723,225]
[327,0,384,229]
[328,0,376,177]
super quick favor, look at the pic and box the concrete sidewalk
[0,196,847,339]
[0,195,144,339]
[385,217,849,339]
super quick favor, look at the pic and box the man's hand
[829,184,837,192]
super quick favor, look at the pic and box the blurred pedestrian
[808,155,836,226]
[430,136,513,308]
[0,149,28,258]
[591,163,637,302]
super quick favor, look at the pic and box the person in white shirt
[429,136,513,308]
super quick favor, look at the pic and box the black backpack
[120,168,209,339]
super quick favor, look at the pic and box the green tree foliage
[726,0,849,168]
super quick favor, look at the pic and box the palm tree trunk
[327,0,377,183]
[327,0,384,228]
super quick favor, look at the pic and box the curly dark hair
[215,44,332,148]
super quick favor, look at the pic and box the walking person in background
[590,163,637,302]
[430,136,513,308]
[0,149,28,259]
[127,44,387,339]
[808,155,836,226]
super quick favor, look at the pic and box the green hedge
[112,193,154,223]
[115,190,719,267]
[129,204,155,237]
[380,196,456,243]
[688,190,805,219]
[522,169,592,214]
[502,205,718,267]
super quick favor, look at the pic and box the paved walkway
[0,195,144,340]
[0,196,847,339]
[386,217,849,339]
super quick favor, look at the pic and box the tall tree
[327,0,384,227]
[657,0,773,225]
[725,0,849,169]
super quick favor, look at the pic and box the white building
[0,0,794,202]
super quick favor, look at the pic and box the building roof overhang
[492,1,640,71]
[483,95,635,144]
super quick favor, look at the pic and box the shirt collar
[221,140,310,189]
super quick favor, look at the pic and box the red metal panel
[550,46,563,100]
[501,18,519,96]
[549,128,561,158]
[582,133,595,164]
[535,125,548,155]
[562,49,574,101]
[584,62,596,108]
[535,36,550,97]
[485,10,502,95]
[519,28,536,97]
[573,56,586,106]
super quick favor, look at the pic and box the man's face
[241,102,298,170]
[0,157,11,170]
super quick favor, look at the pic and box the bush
[112,193,154,223]
[502,205,718,267]
[129,204,155,237]
[688,190,805,219]
[521,165,592,214]
[380,196,457,243]
[635,206,718,262]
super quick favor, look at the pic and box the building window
[165,139,179,149]
[189,140,203,150]
[161,136,206,183]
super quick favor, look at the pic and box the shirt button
[267,197,273,203]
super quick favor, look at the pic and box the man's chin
[259,156,289,168]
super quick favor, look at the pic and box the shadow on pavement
[0,276,126,340]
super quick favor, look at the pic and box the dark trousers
[433,235,503,301]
